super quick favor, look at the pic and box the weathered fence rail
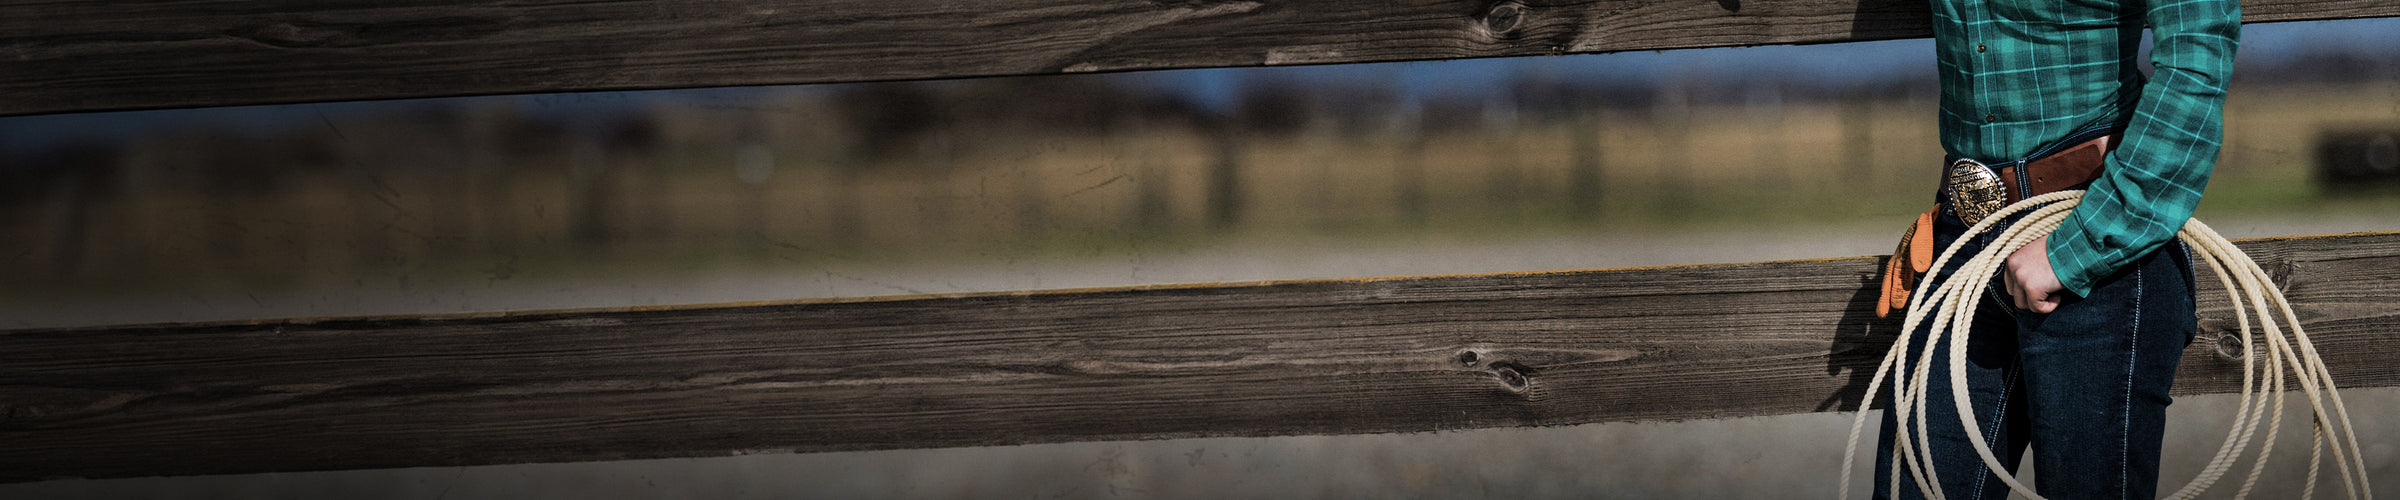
[5,0,2400,116]
[4,232,2397,482]
[5,0,2399,486]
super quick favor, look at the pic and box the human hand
[2003,234,2067,313]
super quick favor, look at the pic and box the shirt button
[1976,43,1987,53]
[1985,113,1996,122]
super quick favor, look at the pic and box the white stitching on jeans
[1987,282,2019,319]
[2123,266,2144,499]
[1973,365,2017,500]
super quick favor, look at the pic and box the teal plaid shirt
[1934,0,2240,295]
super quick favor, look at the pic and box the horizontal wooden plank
[1,232,2395,482]
[5,0,2398,116]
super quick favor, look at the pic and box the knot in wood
[1492,363,1530,391]
[1456,350,1480,367]
[1482,3,1526,36]
[2266,260,2299,294]
[2212,331,2247,361]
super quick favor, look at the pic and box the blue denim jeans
[1872,195,2198,500]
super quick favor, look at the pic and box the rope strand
[1839,191,2370,499]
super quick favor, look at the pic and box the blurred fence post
[1839,88,1877,195]
[1207,124,1245,231]
[1484,95,1525,215]
[1394,102,1428,226]
[1569,99,1605,220]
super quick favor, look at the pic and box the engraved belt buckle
[1945,158,2006,226]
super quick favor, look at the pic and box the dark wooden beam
[6,0,2398,116]
[2,232,2394,482]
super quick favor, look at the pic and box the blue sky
[1147,16,2400,109]
[5,17,2397,152]
[1138,34,1930,111]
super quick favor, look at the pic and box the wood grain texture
[5,0,2398,116]
[2,232,2395,482]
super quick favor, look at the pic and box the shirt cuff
[2045,213,2102,298]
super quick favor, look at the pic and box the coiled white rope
[1838,190,2372,500]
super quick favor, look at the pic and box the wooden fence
[5,0,2398,484]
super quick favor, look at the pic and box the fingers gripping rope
[1837,191,2373,500]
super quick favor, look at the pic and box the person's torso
[1934,0,2146,163]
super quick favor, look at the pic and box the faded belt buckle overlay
[1945,158,2006,225]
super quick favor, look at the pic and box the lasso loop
[1837,191,2371,500]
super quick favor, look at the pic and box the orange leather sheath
[1877,206,1938,318]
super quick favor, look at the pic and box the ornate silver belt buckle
[1946,158,2006,225]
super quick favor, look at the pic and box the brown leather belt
[1881,129,2120,317]
[1943,130,2120,225]
[2002,131,2118,204]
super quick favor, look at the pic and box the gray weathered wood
[5,0,2398,116]
[2,232,2394,482]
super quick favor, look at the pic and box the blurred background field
[6,25,2400,317]
[3,17,2399,499]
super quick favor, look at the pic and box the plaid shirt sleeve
[2046,0,2242,296]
